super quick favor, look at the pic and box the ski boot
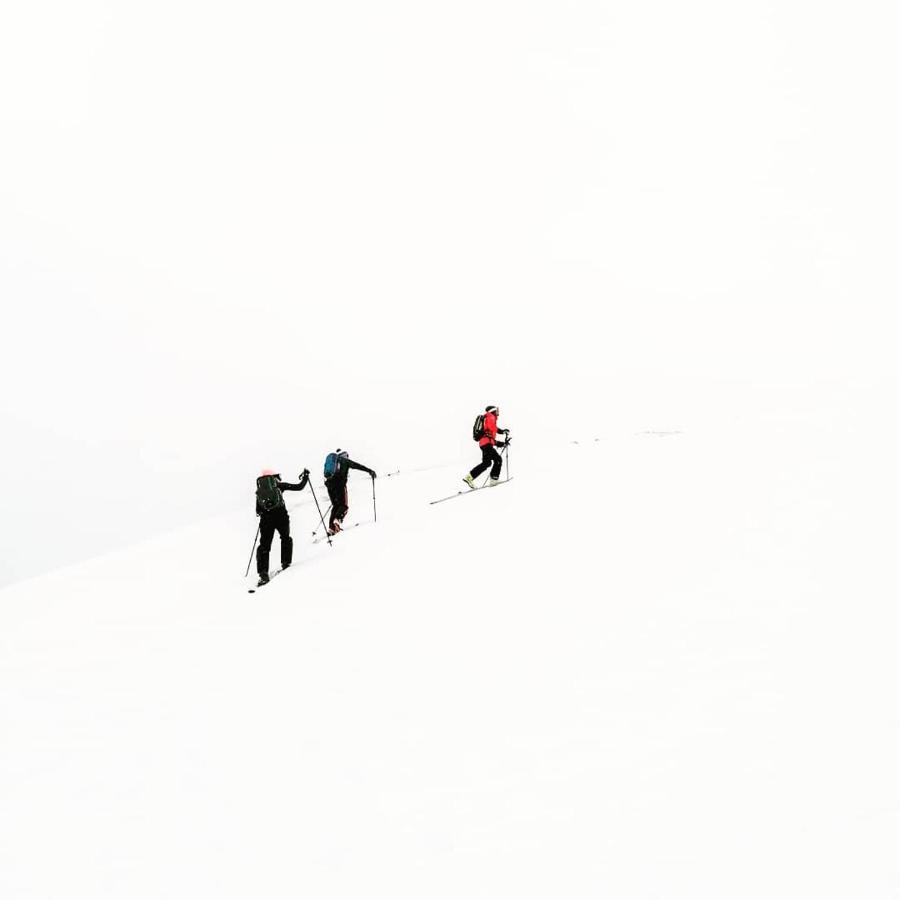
[463,474,476,489]
[488,478,500,487]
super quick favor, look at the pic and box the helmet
[485,405,499,414]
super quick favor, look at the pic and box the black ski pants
[470,444,503,481]
[257,507,293,574]
[327,478,349,529]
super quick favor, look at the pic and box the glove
[500,428,510,435]
[302,468,310,476]
[370,470,377,479]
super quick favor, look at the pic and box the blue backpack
[324,450,348,480]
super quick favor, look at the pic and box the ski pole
[312,504,332,537]
[309,482,332,547]
[244,522,260,577]
[372,475,377,523]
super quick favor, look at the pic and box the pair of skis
[247,566,287,593]
[311,521,363,545]
[428,476,514,505]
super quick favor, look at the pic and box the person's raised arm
[346,458,376,478]
[279,469,310,491]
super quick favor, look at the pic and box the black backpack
[473,414,486,441]
[256,474,284,512]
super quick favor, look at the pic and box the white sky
[1,0,898,586]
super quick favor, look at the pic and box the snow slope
[2,403,898,899]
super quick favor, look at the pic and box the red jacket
[479,411,499,447]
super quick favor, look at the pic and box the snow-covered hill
[2,400,897,898]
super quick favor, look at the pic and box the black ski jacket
[327,455,374,487]
[256,472,309,516]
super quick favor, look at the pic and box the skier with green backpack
[254,468,310,585]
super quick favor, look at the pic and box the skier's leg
[326,482,337,528]
[490,446,503,480]
[257,515,275,576]
[327,481,344,532]
[470,445,493,478]
[330,496,348,532]
[277,509,293,567]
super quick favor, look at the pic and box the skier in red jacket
[464,405,509,488]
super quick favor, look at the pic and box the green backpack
[256,474,284,512]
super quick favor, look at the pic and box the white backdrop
[1,0,897,586]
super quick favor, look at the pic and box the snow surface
[2,395,898,898]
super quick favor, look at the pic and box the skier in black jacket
[323,449,376,535]
[255,468,309,584]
